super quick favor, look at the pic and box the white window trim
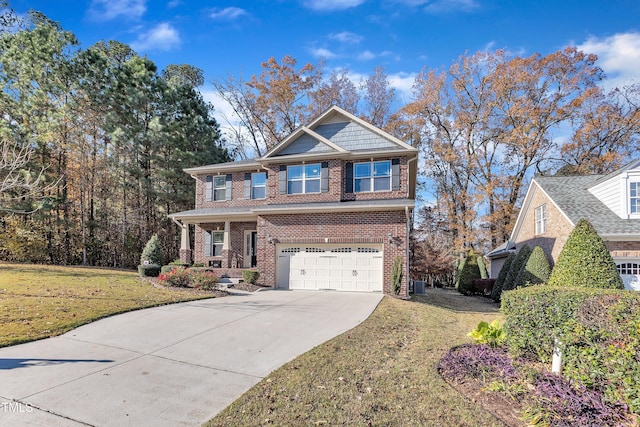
[630,181,640,216]
[535,204,546,235]
[212,176,226,201]
[251,172,267,200]
[354,160,391,193]
[287,163,321,194]
[209,231,224,256]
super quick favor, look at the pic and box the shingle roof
[535,174,640,235]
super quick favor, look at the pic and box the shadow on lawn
[0,358,113,370]
[412,288,501,314]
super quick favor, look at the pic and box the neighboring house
[488,160,640,290]
[168,106,418,295]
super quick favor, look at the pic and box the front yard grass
[0,263,218,347]
[207,289,505,427]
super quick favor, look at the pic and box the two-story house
[169,106,418,295]
[488,159,640,290]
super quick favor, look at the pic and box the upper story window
[354,160,391,192]
[630,182,639,214]
[535,204,546,234]
[287,164,320,194]
[206,174,231,201]
[251,172,267,199]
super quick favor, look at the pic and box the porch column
[179,222,192,265]
[222,221,231,268]
[223,221,230,250]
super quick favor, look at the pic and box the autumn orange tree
[398,48,605,252]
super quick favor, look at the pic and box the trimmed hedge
[502,286,640,413]
[242,270,260,284]
[477,256,488,279]
[491,251,515,301]
[548,219,623,289]
[138,263,161,277]
[512,245,550,289]
[457,251,481,295]
[502,245,531,292]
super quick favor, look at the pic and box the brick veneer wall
[194,221,257,267]
[193,156,411,209]
[513,183,572,266]
[258,210,408,294]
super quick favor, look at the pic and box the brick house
[168,106,418,295]
[487,160,640,290]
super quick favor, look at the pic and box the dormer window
[631,182,639,214]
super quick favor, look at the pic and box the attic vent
[358,247,380,253]
[331,248,352,253]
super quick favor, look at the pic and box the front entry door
[244,230,258,268]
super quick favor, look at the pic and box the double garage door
[617,261,640,291]
[277,244,383,292]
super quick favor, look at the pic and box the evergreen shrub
[457,250,481,295]
[548,219,623,289]
[512,245,551,289]
[502,286,640,414]
[502,245,531,292]
[491,251,516,301]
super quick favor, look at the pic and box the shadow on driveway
[0,358,113,370]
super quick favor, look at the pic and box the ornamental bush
[491,251,515,301]
[502,286,640,413]
[138,263,161,277]
[457,250,481,296]
[140,234,165,267]
[512,246,551,289]
[477,255,488,279]
[548,219,623,289]
[157,268,219,290]
[242,270,260,285]
[501,245,531,293]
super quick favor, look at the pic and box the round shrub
[548,219,623,289]
[138,263,161,277]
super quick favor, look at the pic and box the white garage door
[617,262,640,291]
[276,244,383,292]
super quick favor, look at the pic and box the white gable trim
[509,178,574,242]
[260,106,417,160]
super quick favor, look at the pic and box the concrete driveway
[0,290,382,427]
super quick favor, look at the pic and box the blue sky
[10,0,640,119]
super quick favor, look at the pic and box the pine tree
[548,219,623,289]
[140,234,164,266]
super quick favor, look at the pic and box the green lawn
[207,289,505,427]
[0,263,218,347]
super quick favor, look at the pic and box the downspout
[405,206,411,298]
[405,155,418,298]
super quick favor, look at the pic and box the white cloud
[388,72,417,102]
[392,0,479,13]
[89,0,146,21]
[304,0,365,11]
[209,7,248,20]
[130,23,180,52]
[356,50,392,61]
[577,32,640,90]
[311,47,338,59]
[167,0,181,8]
[329,31,364,44]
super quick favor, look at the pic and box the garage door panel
[278,244,383,292]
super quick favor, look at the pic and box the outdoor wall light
[388,233,393,244]
[267,234,273,244]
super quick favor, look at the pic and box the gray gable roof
[536,174,640,235]
[274,121,399,156]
